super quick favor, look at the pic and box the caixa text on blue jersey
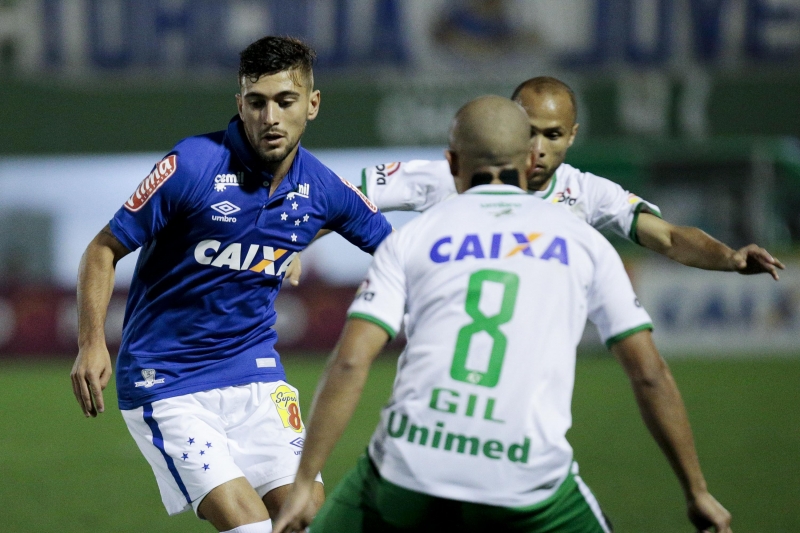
[194,239,298,276]
[430,233,569,265]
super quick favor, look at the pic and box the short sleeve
[584,173,661,244]
[324,174,393,254]
[109,151,202,251]
[587,237,653,347]
[361,160,456,212]
[347,231,407,338]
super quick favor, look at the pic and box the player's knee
[199,478,269,529]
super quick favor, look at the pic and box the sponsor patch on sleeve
[374,162,401,177]
[339,176,378,213]
[124,155,178,212]
[626,192,643,205]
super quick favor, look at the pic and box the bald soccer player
[273,96,732,533]
[353,76,783,281]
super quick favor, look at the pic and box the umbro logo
[211,201,240,223]
[211,201,241,215]
[290,437,304,454]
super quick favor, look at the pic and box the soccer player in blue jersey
[70,36,392,533]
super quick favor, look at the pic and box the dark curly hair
[238,36,316,89]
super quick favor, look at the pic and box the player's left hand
[730,244,785,280]
[285,254,302,286]
[687,491,732,533]
[272,482,316,533]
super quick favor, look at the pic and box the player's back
[372,186,602,505]
[356,183,651,508]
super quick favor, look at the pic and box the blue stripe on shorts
[143,403,192,504]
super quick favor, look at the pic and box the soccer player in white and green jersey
[274,96,732,533]
[359,76,783,280]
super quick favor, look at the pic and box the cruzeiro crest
[134,369,165,388]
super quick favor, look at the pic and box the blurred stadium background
[0,1,798,531]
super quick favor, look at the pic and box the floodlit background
[0,1,798,531]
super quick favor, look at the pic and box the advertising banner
[632,259,800,354]
[3,259,797,357]
[0,281,386,357]
[3,0,798,78]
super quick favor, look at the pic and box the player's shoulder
[364,159,451,181]
[295,147,381,214]
[132,131,224,191]
[166,130,229,178]
[557,162,619,192]
[557,162,604,184]
[172,130,227,161]
[529,192,612,249]
[295,146,365,196]
[401,159,451,175]
[532,191,596,228]
[386,192,454,245]
[295,146,341,183]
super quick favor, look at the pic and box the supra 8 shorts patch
[271,385,303,432]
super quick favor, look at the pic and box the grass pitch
[1,354,798,532]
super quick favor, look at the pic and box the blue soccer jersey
[110,117,392,409]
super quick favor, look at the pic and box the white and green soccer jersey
[347,184,652,509]
[361,160,661,243]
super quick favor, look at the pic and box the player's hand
[272,482,317,533]
[687,491,732,533]
[730,244,785,280]
[285,254,302,286]
[70,344,113,417]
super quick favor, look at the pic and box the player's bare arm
[611,330,732,533]
[636,212,784,280]
[273,318,388,533]
[70,224,131,417]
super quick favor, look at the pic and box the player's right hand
[687,491,732,533]
[70,344,113,418]
[731,243,785,280]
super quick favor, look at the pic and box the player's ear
[567,122,579,148]
[307,89,321,121]
[446,150,470,194]
[236,93,244,119]
[445,149,459,177]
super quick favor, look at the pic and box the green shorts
[309,454,612,533]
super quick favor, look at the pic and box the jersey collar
[225,116,302,199]
[226,116,265,176]
[464,184,527,195]
[530,173,558,199]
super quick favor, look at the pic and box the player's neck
[529,175,554,192]
[265,144,301,197]
[268,175,285,197]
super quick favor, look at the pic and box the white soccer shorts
[121,380,321,516]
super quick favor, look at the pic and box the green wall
[2,75,799,155]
